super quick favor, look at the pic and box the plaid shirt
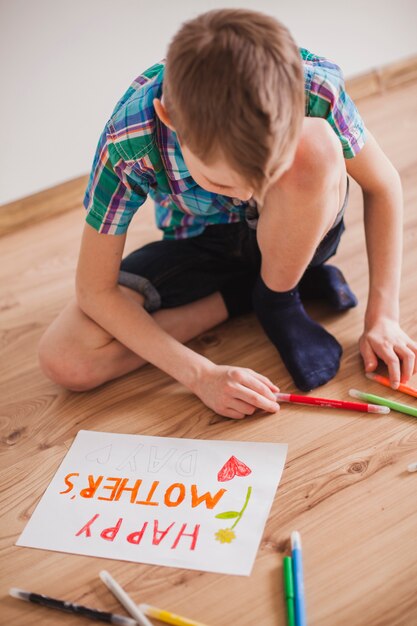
[84,48,366,239]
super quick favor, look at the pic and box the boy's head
[156,9,305,201]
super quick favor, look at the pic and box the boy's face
[180,144,254,201]
[181,143,296,202]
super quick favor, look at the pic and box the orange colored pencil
[366,372,417,399]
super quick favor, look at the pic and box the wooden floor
[1,81,417,626]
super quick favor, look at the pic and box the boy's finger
[230,399,256,416]
[240,373,278,402]
[223,407,245,420]
[254,372,280,392]
[407,340,417,373]
[360,340,378,372]
[380,349,401,388]
[235,383,280,413]
[395,346,415,383]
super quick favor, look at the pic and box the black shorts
[119,180,348,316]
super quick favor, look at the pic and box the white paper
[17,430,287,576]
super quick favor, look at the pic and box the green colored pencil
[349,389,417,418]
[283,556,296,626]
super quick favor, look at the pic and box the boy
[39,9,417,419]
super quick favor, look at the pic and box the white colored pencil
[99,570,153,626]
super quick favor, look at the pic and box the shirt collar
[159,121,193,181]
[154,67,195,187]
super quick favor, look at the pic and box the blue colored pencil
[291,531,307,626]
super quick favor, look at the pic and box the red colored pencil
[275,392,389,414]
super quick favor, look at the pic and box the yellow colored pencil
[139,603,209,626]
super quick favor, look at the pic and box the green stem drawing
[215,486,252,529]
[231,485,252,529]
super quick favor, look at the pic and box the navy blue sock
[252,275,342,391]
[298,264,358,311]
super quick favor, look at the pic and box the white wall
[1,0,416,205]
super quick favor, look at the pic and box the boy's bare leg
[39,288,228,391]
[252,119,347,391]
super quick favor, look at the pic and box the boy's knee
[38,333,99,392]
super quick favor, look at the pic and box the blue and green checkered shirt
[84,48,366,239]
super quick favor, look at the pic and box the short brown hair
[163,9,305,195]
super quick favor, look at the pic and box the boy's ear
[153,98,176,131]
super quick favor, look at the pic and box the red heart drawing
[217,456,252,482]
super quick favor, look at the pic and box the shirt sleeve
[307,60,366,159]
[83,124,149,235]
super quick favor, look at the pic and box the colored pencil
[139,603,209,626]
[283,556,296,626]
[366,372,417,399]
[99,571,153,626]
[9,588,137,625]
[275,392,389,414]
[349,389,417,418]
[291,531,307,626]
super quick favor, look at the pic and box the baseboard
[0,175,88,237]
[346,53,417,100]
[1,54,417,237]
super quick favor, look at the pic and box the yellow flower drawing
[215,528,236,544]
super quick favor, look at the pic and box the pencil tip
[9,588,26,600]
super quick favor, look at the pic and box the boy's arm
[346,128,417,386]
[76,223,279,418]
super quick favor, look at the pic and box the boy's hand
[192,364,280,419]
[360,317,417,387]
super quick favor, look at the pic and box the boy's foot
[298,264,358,311]
[252,276,342,391]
